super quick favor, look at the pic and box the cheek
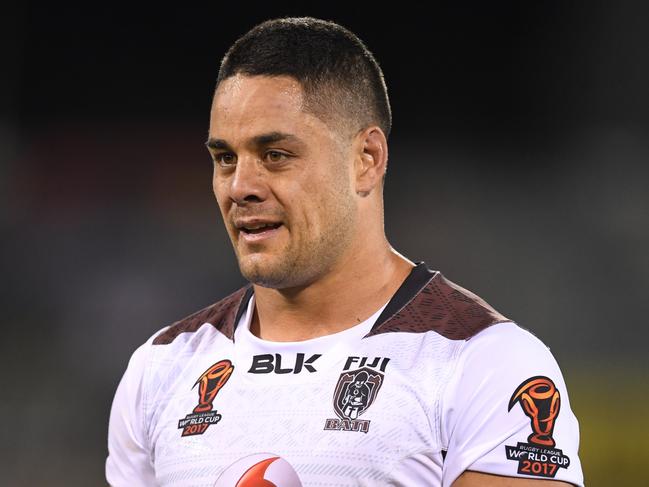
[212,175,227,205]
[274,179,314,238]
[295,177,349,234]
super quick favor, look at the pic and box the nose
[228,156,268,205]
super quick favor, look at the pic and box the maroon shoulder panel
[365,273,509,340]
[152,285,251,345]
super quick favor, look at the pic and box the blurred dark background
[2,2,647,486]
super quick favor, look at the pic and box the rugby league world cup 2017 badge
[505,376,571,478]
[178,359,234,437]
[324,356,390,434]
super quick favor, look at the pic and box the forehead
[209,74,330,143]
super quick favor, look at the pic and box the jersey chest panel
[145,329,461,486]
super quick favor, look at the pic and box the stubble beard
[236,193,357,290]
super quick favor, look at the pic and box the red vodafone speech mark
[236,457,279,487]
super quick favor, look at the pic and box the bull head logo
[508,376,560,447]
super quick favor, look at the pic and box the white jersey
[106,263,583,486]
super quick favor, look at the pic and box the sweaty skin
[209,74,412,342]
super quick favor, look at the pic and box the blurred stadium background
[1,3,647,486]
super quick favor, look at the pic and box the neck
[250,241,414,341]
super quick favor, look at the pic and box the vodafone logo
[214,453,303,487]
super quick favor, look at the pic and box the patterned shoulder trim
[152,285,253,345]
[366,265,509,339]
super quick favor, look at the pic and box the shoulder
[443,321,571,430]
[454,321,567,394]
[440,323,583,486]
[463,321,553,359]
[111,284,253,421]
[150,285,252,345]
[367,265,510,340]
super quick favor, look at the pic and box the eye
[213,152,237,167]
[265,150,288,164]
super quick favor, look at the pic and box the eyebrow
[205,131,302,150]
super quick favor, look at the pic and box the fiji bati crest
[324,366,384,433]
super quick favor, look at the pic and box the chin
[239,253,322,290]
[238,254,296,289]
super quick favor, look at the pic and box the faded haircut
[216,17,392,139]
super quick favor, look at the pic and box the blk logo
[248,353,321,374]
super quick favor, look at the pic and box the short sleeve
[106,337,158,486]
[440,322,584,487]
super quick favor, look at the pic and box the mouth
[234,219,284,242]
[237,221,283,234]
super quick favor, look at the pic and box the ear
[354,126,388,196]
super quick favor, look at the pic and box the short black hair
[216,16,392,139]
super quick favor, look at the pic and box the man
[106,17,584,487]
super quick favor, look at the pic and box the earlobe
[355,127,388,196]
